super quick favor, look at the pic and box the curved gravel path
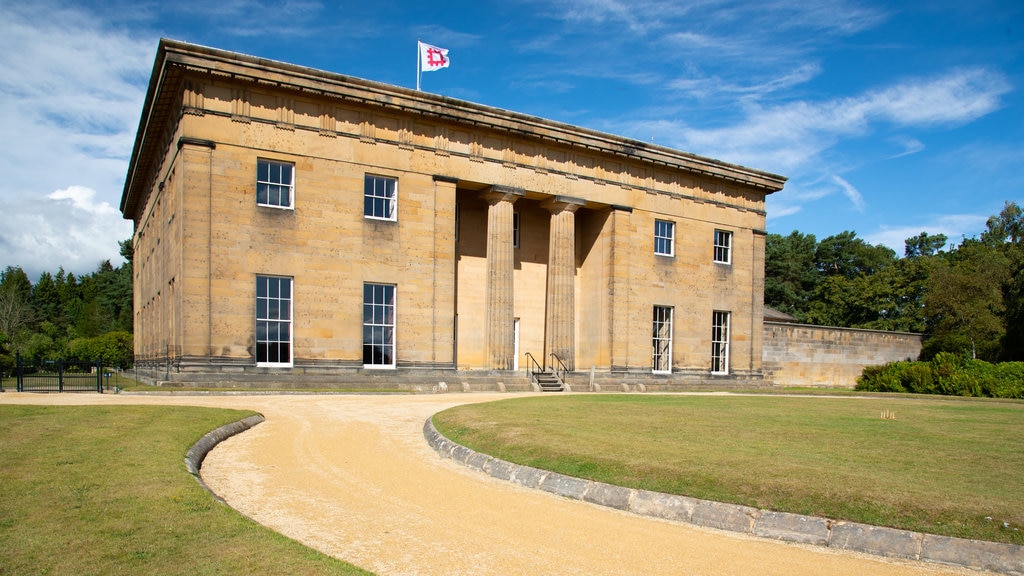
[0,392,986,576]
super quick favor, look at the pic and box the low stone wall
[763,322,922,388]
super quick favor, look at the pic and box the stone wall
[762,322,922,388]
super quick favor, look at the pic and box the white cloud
[0,2,153,279]
[1,187,132,281]
[831,175,866,212]
[863,213,992,254]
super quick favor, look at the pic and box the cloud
[1,187,132,281]
[886,136,926,159]
[0,2,152,278]
[863,213,992,254]
[616,67,1010,176]
[831,175,866,212]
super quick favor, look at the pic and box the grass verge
[433,394,1024,545]
[0,405,372,575]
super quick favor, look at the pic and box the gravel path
[0,392,985,575]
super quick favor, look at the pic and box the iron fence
[15,354,104,393]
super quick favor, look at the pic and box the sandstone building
[120,39,787,389]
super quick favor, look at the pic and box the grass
[433,394,1024,545]
[0,405,372,576]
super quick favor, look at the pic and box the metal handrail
[549,353,568,387]
[524,352,543,385]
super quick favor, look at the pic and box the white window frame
[711,310,730,374]
[255,275,293,367]
[652,305,673,373]
[714,229,732,264]
[363,283,396,369]
[364,174,397,221]
[654,219,674,256]
[256,159,294,209]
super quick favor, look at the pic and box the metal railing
[549,353,568,388]
[524,351,543,386]
[15,354,104,393]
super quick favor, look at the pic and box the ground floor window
[256,275,292,366]
[652,305,673,373]
[712,310,730,374]
[363,283,396,368]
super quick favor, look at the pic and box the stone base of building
[130,357,773,393]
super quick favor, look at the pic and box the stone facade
[762,322,923,388]
[120,40,786,388]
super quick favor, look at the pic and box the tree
[764,231,818,320]
[924,240,1009,360]
[905,232,947,258]
[0,268,34,352]
[814,231,896,279]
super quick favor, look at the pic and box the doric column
[482,186,523,370]
[543,195,585,371]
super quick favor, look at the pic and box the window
[714,229,732,264]
[256,276,292,366]
[364,175,397,220]
[363,283,396,368]
[256,160,294,208]
[513,212,520,249]
[652,306,673,373]
[654,220,674,256]
[711,311,730,374]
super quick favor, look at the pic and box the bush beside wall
[856,352,1024,398]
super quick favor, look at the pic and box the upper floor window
[256,160,294,209]
[714,230,732,264]
[654,219,674,256]
[364,175,397,220]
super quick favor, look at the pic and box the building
[120,39,787,389]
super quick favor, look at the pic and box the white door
[513,318,520,371]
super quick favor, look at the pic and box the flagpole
[416,40,421,91]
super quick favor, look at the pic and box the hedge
[856,352,1024,398]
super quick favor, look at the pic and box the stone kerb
[184,414,266,503]
[423,417,1024,575]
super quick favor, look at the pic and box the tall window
[256,276,292,366]
[364,175,397,220]
[256,160,294,208]
[711,311,730,374]
[363,283,396,368]
[652,306,673,373]
[714,229,732,264]
[654,219,674,256]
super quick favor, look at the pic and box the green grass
[433,394,1024,545]
[0,405,372,576]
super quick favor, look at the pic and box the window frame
[652,305,673,374]
[711,310,730,374]
[363,282,396,369]
[364,174,398,221]
[256,159,295,209]
[255,275,293,368]
[713,229,733,264]
[654,219,675,257]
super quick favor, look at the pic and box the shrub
[857,357,1024,398]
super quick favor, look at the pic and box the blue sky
[1,0,1021,280]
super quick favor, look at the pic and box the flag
[419,41,450,72]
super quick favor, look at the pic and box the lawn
[433,394,1024,545]
[0,405,371,576]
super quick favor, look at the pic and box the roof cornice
[121,39,787,219]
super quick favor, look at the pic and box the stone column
[543,196,585,371]
[482,186,523,370]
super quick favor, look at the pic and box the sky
[1,0,1022,281]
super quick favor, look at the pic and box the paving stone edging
[423,417,1023,575]
[184,414,265,498]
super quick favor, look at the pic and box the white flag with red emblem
[419,41,450,72]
